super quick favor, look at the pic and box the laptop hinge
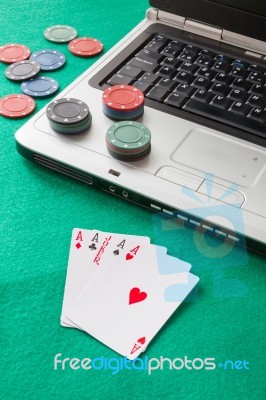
[222,30,266,55]
[155,10,186,28]
[156,10,266,55]
[184,19,222,41]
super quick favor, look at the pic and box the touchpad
[171,129,266,187]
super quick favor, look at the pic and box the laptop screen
[149,1,266,42]
[208,0,266,17]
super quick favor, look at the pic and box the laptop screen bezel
[149,0,266,42]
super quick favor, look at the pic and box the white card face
[66,242,199,359]
[61,229,151,327]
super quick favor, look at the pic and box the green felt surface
[0,1,265,399]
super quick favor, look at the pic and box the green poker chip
[106,121,151,151]
[44,25,78,43]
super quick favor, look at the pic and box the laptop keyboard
[105,35,266,140]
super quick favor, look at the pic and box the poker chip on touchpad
[30,49,66,71]
[0,94,35,118]
[46,98,92,134]
[102,85,144,120]
[106,121,151,161]
[4,60,41,81]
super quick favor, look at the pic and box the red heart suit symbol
[137,337,146,345]
[126,253,133,260]
[129,287,147,305]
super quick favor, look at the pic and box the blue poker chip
[20,76,59,97]
[29,49,66,71]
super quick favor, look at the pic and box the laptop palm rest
[171,128,266,188]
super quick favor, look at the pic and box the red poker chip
[0,44,31,63]
[68,37,103,57]
[102,85,144,111]
[0,94,35,118]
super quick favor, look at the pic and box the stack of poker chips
[46,98,92,134]
[102,85,144,120]
[105,121,151,162]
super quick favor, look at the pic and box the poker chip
[0,94,35,118]
[44,25,78,43]
[105,121,151,161]
[0,44,31,63]
[46,98,92,134]
[102,103,144,120]
[30,49,66,71]
[102,85,144,120]
[68,37,103,57]
[4,60,41,81]
[20,76,59,97]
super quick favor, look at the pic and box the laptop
[15,0,266,255]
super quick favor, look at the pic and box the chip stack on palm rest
[46,98,92,134]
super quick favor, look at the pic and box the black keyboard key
[146,86,169,101]
[119,65,143,79]
[232,59,250,68]
[179,50,197,62]
[215,54,233,63]
[169,41,185,51]
[179,62,198,73]
[193,77,211,89]
[248,64,265,74]
[196,67,215,79]
[232,78,252,91]
[164,92,187,108]
[250,84,266,97]
[185,44,200,53]
[162,57,180,68]
[139,72,160,84]
[214,72,233,85]
[213,61,231,72]
[247,95,266,109]
[145,41,165,52]
[161,45,181,57]
[230,101,251,116]
[136,49,164,63]
[133,81,151,94]
[154,35,168,43]
[210,82,229,96]
[175,83,196,97]
[192,89,213,103]
[157,65,176,78]
[248,108,266,123]
[196,55,213,67]
[158,77,177,91]
[211,95,233,109]
[230,67,248,79]
[199,49,216,58]
[228,88,247,102]
[175,71,194,84]
[107,74,133,86]
[183,99,265,137]
[247,71,265,85]
[128,57,158,72]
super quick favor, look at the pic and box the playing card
[65,242,199,359]
[61,229,151,327]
